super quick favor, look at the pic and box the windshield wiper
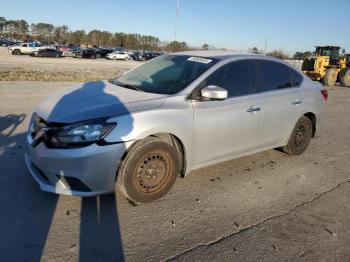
[109,79,145,92]
[121,84,145,92]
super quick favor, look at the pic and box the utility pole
[264,37,268,54]
[174,0,179,41]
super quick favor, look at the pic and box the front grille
[301,58,315,71]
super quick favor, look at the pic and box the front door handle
[246,106,261,113]
[292,99,302,105]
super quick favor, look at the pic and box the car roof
[174,50,262,60]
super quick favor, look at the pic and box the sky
[1,0,350,55]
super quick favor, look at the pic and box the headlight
[49,120,116,148]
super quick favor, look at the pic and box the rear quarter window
[290,68,304,87]
[258,61,292,92]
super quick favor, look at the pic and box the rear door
[193,60,262,164]
[257,60,303,146]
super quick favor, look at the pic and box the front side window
[258,61,292,92]
[111,55,217,94]
[203,60,256,98]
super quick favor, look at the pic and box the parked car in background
[56,45,71,53]
[62,47,81,57]
[106,51,130,60]
[30,48,63,58]
[129,51,143,61]
[142,51,163,61]
[9,42,37,55]
[98,48,114,58]
[0,38,16,47]
[24,51,327,203]
[74,48,101,59]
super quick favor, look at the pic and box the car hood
[35,80,167,123]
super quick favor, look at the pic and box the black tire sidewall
[323,68,337,86]
[287,117,312,155]
[118,139,179,203]
[340,68,350,87]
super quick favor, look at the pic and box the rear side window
[258,61,292,91]
[205,61,256,98]
[290,68,303,87]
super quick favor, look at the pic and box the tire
[12,49,21,55]
[339,68,350,87]
[117,137,179,203]
[323,68,338,86]
[282,116,313,155]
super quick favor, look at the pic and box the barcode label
[187,57,212,64]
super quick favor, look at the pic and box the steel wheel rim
[134,150,172,193]
[293,122,310,148]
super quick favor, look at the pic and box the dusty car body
[25,51,327,202]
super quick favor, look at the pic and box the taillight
[321,89,328,102]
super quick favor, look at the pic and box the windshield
[316,47,339,59]
[110,55,217,94]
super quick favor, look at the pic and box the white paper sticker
[187,57,212,64]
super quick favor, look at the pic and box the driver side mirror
[201,85,228,101]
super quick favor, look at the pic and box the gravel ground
[0,82,350,262]
[0,47,140,81]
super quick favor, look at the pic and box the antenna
[175,0,179,41]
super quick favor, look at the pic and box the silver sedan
[25,51,327,203]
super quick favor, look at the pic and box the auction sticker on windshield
[187,57,212,64]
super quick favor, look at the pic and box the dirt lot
[0,80,350,262]
[0,47,140,81]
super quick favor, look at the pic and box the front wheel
[12,49,21,55]
[117,137,179,203]
[323,68,338,86]
[282,116,312,155]
[339,68,350,87]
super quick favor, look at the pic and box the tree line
[0,16,192,51]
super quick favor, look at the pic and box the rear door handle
[246,106,261,113]
[292,99,302,105]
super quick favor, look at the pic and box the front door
[192,60,262,165]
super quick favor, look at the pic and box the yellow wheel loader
[302,46,350,87]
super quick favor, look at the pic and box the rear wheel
[339,68,350,87]
[117,137,179,203]
[323,68,338,86]
[282,116,312,155]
